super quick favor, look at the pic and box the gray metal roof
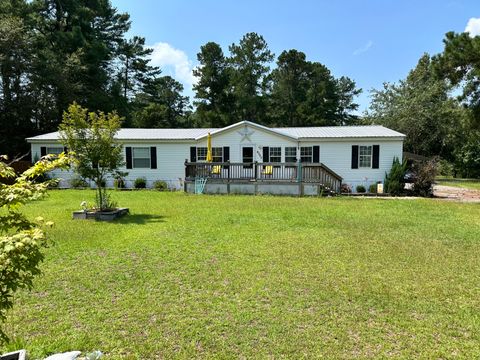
[275,125,405,138]
[27,122,404,141]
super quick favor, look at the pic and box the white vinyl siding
[133,147,150,168]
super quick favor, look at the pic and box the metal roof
[275,125,405,138]
[26,121,405,141]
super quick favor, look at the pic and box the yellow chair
[262,165,273,176]
[211,165,221,175]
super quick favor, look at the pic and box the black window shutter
[313,146,320,163]
[63,147,68,153]
[263,146,269,162]
[40,147,46,157]
[150,147,157,169]
[351,145,359,169]
[126,147,132,169]
[372,145,380,169]
[223,146,230,162]
[190,147,196,162]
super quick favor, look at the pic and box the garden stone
[44,351,81,360]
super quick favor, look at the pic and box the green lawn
[436,179,480,190]
[2,191,480,359]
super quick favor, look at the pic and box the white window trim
[285,147,297,163]
[359,145,373,168]
[132,147,151,169]
[300,146,313,163]
[269,147,281,163]
[46,146,63,155]
[197,147,223,162]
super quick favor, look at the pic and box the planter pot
[72,208,129,221]
[1,350,26,360]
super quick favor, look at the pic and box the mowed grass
[2,191,480,359]
[437,179,480,190]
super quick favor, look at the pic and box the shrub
[356,185,366,193]
[70,176,88,188]
[134,177,147,189]
[385,157,407,195]
[369,184,377,193]
[340,183,351,193]
[412,159,438,197]
[114,178,126,189]
[153,180,168,191]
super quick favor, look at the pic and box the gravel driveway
[434,185,480,203]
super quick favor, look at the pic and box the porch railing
[184,161,343,193]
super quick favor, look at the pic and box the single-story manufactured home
[27,120,405,195]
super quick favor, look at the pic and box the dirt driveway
[434,185,480,203]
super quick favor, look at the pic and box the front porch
[184,161,343,195]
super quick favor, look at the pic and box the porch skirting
[185,179,333,196]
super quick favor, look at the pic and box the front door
[241,145,255,177]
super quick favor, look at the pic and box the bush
[437,159,453,177]
[412,159,438,197]
[153,180,168,191]
[114,178,126,189]
[134,177,147,189]
[369,184,377,193]
[340,183,352,193]
[385,157,407,195]
[356,185,366,193]
[70,176,88,188]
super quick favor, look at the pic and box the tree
[229,32,274,122]
[193,42,233,127]
[433,31,480,127]
[59,103,124,210]
[117,36,160,100]
[0,153,69,342]
[268,50,310,126]
[269,51,362,126]
[366,54,464,160]
[133,76,190,128]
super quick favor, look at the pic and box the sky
[111,0,480,113]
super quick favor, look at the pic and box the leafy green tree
[117,36,160,99]
[366,54,464,159]
[193,42,233,127]
[229,32,274,122]
[268,50,310,126]
[0,153,69,342]
[133,76,191,128]
[59,103,124,210]
[433,32,480,127]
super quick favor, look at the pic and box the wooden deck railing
[185,161,343,193]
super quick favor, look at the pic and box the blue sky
[111,0,480,112]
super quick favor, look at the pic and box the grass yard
[2,191,480,359]
[436,179,480,191]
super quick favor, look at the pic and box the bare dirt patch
[434,185,480,203]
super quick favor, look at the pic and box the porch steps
[194,177,208,194]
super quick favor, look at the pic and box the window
[196,147,207,161]
[212,147,223,162]
[46,147,63,155]
[197,147,223,162]
[242,147,253,168]
[359,145,372,168]
[300,147,313,163]
[132,147,150,168]
[269,147,281,163]
[285,147,297,163]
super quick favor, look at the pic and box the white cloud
[465,17,480,37]
[353,40,373,56]
[148,42,198,91]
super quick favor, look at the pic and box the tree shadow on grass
[116,213,165,225]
